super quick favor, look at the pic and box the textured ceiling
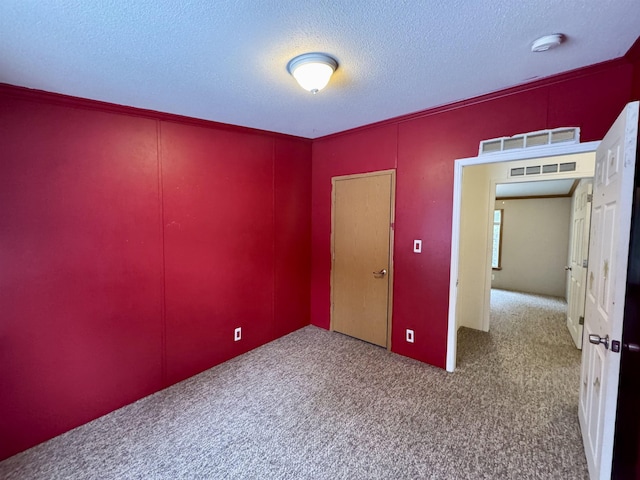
[1,1,639,138]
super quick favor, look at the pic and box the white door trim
[446,141,601,372]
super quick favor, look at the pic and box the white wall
[491,197,571,298]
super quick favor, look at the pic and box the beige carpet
[0,289,587,479]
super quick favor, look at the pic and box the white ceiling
[1,1,639,139]
[496,179,576,198]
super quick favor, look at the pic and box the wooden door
[331,170,395,348]
[579,101,638,480]
[567,179,593,349]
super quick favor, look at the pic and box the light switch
[413,240,422,253]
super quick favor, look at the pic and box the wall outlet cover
[413,240,422,253]
[234,327,242,341]
[406,329,415,343]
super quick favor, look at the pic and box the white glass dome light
[287,53,338,94]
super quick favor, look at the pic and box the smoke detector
[531,34,565,52]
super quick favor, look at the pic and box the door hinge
[579,316,584,325]
[582,259,588,268]
[587,193,593,202]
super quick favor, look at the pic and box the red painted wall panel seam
[157,120,168,387]
[395,123,399,169]
[545,85,551,130]
[272,139,277,341]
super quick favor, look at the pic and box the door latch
[578,316,584,325]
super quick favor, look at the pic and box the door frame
[446,141,601,372]
[566,178,594,349]
[330,169,396,350]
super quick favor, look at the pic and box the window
[492,209,503,269]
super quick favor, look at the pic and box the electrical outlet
[234,327,242,341]
[406,329,414,343]
[413,240,422,253]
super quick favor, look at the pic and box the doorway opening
[452,155,596,480]
[490,176,595,349]
[447,142,600,372]
[448,102,639,480]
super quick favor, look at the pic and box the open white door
[579,101,638,479]
[567,179,593,349]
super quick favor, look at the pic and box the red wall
[2,41,638,462]
[0,86,311,460]
[627,36,640,101]
[311,60,634,368]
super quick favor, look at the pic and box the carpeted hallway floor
[0,289,588,479]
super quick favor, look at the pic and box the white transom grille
[479,127,580,155]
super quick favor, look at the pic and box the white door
[579,101,638,480]
[567,179,593,349]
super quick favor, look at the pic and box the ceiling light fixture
[287,53,338,94]
[531,34,565,52]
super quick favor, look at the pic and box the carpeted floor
[0,289,588,479]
